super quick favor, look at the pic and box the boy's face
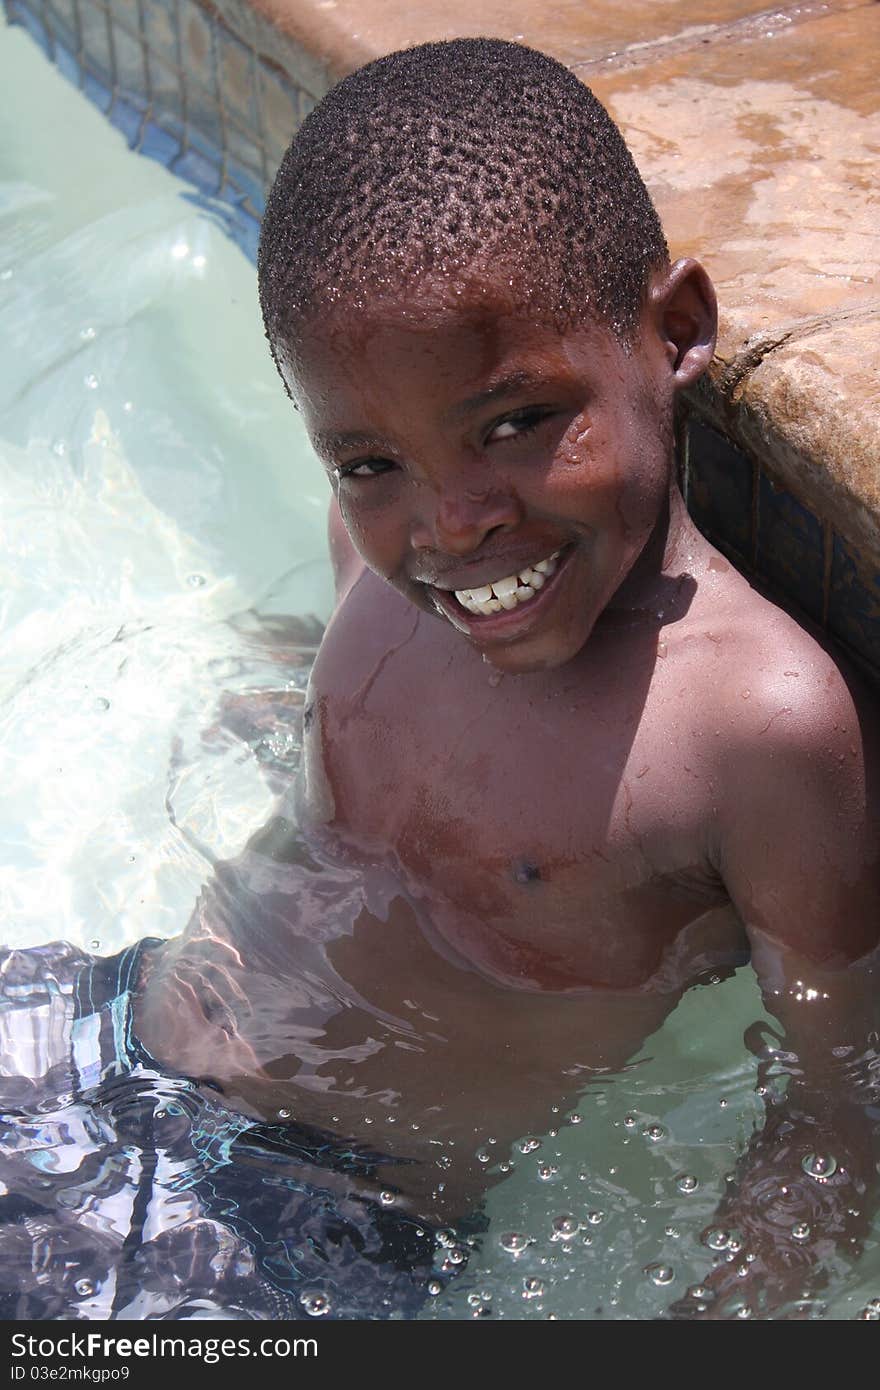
[282,272,678,674]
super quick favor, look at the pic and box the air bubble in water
[644,1124,666,1142]
[52,439,67,456]
[676,1173,699,1194]
[277,1108,291,1120]
[476,1149,491,1164]
[300,1291,331,1317]
[84,374,99,390]
[703,1227,730,1251]
[522,1277,544,1300]
[80,326,96,341]
[802,1152,838,1179]
[645,1263,674,1286]
[517,1136,541,1153]
[792,1223,811,1241]
[551,1215,580,1240]
[74,1279,94,1297]
[586,1211,605,1226]
[427,1281,442,1296]
[187,573,207,588]
[90,939,101,951]
[379,1190,395,1206]
[623,1114,637,1129]
[500,1231,531,1255]
[537,1163,558,1180]
[94,697,110,712]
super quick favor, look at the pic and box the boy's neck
[601,483,699,630]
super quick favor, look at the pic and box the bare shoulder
[680,560,880,959]
[681,561,873,752]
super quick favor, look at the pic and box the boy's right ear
[650,258,718,390]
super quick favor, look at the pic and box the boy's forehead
[282,266,637,409]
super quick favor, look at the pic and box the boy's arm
[679,653,880,1318]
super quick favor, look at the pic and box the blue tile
[145,45,182,111]
[827,536,880,674]
[142,0,178,66]
[44,0,77,54]
[139,117,182,166]
[685,418,754,563]
[757,471,825,624]
[82,67,112,113]
[172,144,222,198]
[217,24,258,132]
[77,0,113,84]
[6,0,50,51]
[179,0,215,93]
[109,93,147,148]
[110,18,148,101]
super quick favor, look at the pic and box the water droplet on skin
[522,1277,544,1300]
[677,1174,699,1194]
[644,1124,666,1142]
[300,1291,331,1316]
[792,1223,811,1241]
[84,373,99,390]
[645,1264,674,1286]
[802,1152,838,1179]
[74,1279,94,1298]
[500,1231,532,1255]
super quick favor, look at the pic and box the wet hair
[258,38,668,373]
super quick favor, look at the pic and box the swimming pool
[2,15,879,1321]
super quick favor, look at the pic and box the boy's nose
[411,485,523,556]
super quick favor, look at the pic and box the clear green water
[1,17,877,1320]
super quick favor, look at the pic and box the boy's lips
[426,544,575,641]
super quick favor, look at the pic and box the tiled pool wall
[6,0,880,682]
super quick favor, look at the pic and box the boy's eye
[336,457,397,480]
[486,407,550,444]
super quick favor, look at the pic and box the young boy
[137,39,880,1316]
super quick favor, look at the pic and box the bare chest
[300,596,727,989]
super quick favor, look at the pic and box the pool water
[1,17,878,1320]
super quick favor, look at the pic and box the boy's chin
[470,623,593,675]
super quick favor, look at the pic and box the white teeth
[452,549,563,616]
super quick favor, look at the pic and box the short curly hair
[258,38,668,373]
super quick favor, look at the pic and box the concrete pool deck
[246,0,880,665]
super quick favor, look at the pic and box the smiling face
[281,269,700,674]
